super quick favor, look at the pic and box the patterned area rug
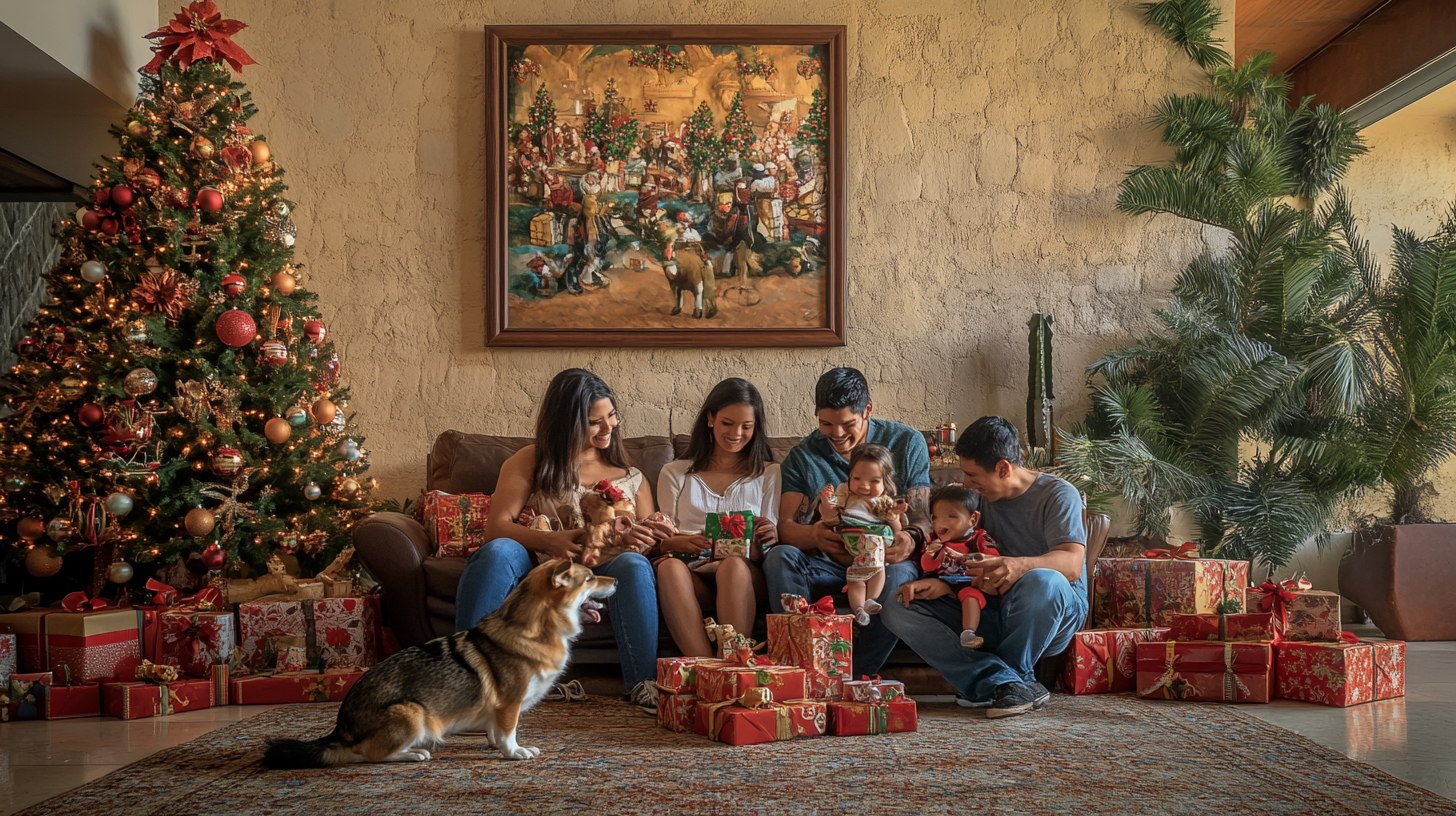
[18,695,1451,815]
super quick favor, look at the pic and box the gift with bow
[158,606,235,677]
[695,652,807,704]
[1249,578,1340,642]
[1136,640,1272,703]
[841,673,907,703]
[1092,553,1248,629]
[1063,627,1171,695]
[695,688,827,745]
[103,658,215,719]
[766,596,853,700]
[1169,610,1276,643]
[1274,634,1405,707]
[705,511,756,560]
[0,600,144,682]
[655,654,727,695]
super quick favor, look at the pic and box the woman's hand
[637,512,678,541]
[753,517,778,548]
[614,519,658,554]
[534,528,584,562]
[661,533,711,555]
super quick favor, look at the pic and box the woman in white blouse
[656,378,781,656]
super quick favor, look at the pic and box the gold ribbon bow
[702,689,804,742]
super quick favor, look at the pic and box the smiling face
[848,460,887,499]
[931,500,980,542]
[585,397,619,451]
[709,402,756,457]
[817,404,871,457]
[960,457,1009,501]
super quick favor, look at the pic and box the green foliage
[527,86,555,141]
[1141,0,1231,70]
[683,101,724,174]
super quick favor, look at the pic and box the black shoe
[1029,680,1052,710]
[986,681,1041,719]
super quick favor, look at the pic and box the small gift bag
[705,511,754,560]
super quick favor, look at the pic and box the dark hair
[930,484,980,516]
[685,378,774,477]
[532,368,629,497]
[814,367,870,414]
[954,416,1024,472]
[847,444,897,498]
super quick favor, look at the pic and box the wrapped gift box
[695,698,827,745]
[766,596,853,699]
[238,597,381,671]
[228,669,365,704]
[1249,581,1341,642]
[657,690,698,733]
[696,661,807,704]
[420,490,492,558]
[1064,627,1170,695]
[0,609,51,671]
[0,633,14,682]
[1136,640,1272,703]
[45,682,101,720]
[1372,640,1406,700]
[841,677,906,703]
[103,677,215,719]
[0,608,145,683]
[839,523,888,583]
[1169,612,1276,643]
[3,672,51,721]
[158,610,234,677]
[827,700,918,735]
[705,511,754,560]
[211,664,229,706]
[237,600,312,669]
[1275,637,1404,707]
[655,656,725,695]
[1093,554,1248,628]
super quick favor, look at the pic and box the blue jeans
[454,538,659,691]
[762,546,918,676]
[880,568,1087,702]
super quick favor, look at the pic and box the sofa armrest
[353,512,435,648]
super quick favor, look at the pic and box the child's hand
[819,485,837,506]
[897,578,954,606]
[892,498,908,518]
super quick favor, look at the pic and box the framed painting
[485,26,846,347]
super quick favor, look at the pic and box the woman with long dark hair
[655,378,780,656]
[455,369,669,713]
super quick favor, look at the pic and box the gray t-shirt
[976,472,1087,588]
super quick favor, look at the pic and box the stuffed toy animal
[577,480,637,567]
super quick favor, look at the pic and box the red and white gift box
[0,603,143,682]
[1275,636,1406,707]
[158,610,234,677]
[1064,627,1170,695]
[655,656,725,695]
[1248,579,1341,642]
[1092,548,1249,629]
[419,489,492,557]
[765,595,853,699]
[657,690,698,733]
[0,633,14,682]
[238,596,380,671]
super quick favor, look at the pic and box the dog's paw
[397,749,431,762]
[503,745,540,760]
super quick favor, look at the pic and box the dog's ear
[552,558,576,588]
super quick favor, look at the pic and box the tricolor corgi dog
[263,559,615,767]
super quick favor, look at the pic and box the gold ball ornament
[17,517,46,542]
[185,507,216,537]
[123,367,158,397]
[264,417,292,444]
[250,140,271,165]
[107,560,134,584]
[190,134,215,159]
[127,120,149,138]
[25,545,64,578]
[271,270,296,296]
[337,477,361,499]
[311,397,337,424]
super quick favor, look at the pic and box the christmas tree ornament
[124,319,150,344]
[123,367,159,397]
[337,477,361,499]
[59,376,85,398]
[127,120,149,138]
[185,507,216,537]
[107,560,134,583]
[250,140,270,165]
[215,309,257,347]
[338,439,361,462]
[104,491,134,517]
[210,446,245,477]
[100,217,119,235]
[303,319,326,344]
[46,517,75,541]
[77,402,106,428]
[132,269,190,320]
[110,185,136,209]
[259,340,289,366]
[196,186,224,212]
[79,497,108,546]
[200,543,227,570]
[190,134,215,159]
[304,482,321,500]
[16,517,46,542]
[310,397,337,424]
[220,273,246,296]
[79,208,102,231]
[129,167,161,191]
[17,336,37,356]
[264,417,291,443]
[102,400,154,450]
[143,1,258,74]
[80,260,108,283]
[25,545,63,578]
[285,406,309,426]
[270,270,296,295]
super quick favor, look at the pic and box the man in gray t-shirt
[882,416,1088,718]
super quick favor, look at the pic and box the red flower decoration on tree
[144,1,258,75]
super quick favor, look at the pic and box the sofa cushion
[422,554,468,603]
[428,431,677,505]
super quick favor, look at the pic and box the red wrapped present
[841,675,906,703]
[420,489,492,557]
[1136,640,1272,703]
[1168,612,1276,643]
[705,511,754,560]
[229,668,365,704]
[238,599,312,669]
[103,677,215,719]
[1249,579,1341,642]
[0,596,145,682]
[0,633,14,682]
[158,610,234,677]
[827,699,918,735]
[697,654,807,704]
[1274,634,1404,707]
[766,594,853,699]
[657,690,698,733]
[45,681,101,719]
[1092,547,1248,628]
[1064,628,1170,695]
[1372,640,1405,700]
[655,656,725,694]
[0,609,53,671]
[313,597,381,669]
[3,672,51,721]
[695,693,827,745]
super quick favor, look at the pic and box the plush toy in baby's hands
[578,480,638,567]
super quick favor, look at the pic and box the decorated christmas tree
[721,91,755,156]
[798,89,828,148]
[527,85,556,145]
[0,0,373,593]
[683,101,725,199]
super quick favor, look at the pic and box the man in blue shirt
[766,367,931,675]
[884,416,1088,718]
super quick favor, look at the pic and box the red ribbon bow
[1338,630,1360,644]
[174,618,220,672]
[730,647,765,667]
[1253,581,1297,632]
[593,480,626,503]
[720,513,747,539]
[146,578,181,608]
[1280,578,1313,592]
[780,594,836,616]
[1142,542,1198,560]
[61,591,110,613]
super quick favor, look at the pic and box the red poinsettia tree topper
[144,1,257,75]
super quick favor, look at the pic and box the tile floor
[1,626,1451,814]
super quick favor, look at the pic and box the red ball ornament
[110,185,136,209]
[200,543,227,571]
[80,209,101,231]
[210,446,245,477]
[17,337,37,356]
[215,309,257,347]
[196,187,224,213]
[221,274,246,297]
[303,320,326,344]
[100,217,119,235]
[259,340,289,366]
[77,403,105,428]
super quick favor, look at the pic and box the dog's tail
[263,730,352,769]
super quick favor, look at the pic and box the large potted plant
[1340,210,1456,639]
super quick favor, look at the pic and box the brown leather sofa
[353,430,1110,669]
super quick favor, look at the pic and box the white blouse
[657,460,781,534]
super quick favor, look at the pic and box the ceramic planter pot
[1339,523,1456,641]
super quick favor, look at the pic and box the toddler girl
[819,444,907,625]
[920,484,1000,648]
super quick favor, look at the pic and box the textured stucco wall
[214,0,1216,499]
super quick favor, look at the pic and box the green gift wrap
[706,511,755,560]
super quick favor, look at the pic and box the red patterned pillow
[419,490,491,557]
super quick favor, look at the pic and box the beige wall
[217,0,1217,499]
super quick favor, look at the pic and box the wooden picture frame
[485,26,846,348]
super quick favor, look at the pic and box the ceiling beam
[1290,0,1456,126]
